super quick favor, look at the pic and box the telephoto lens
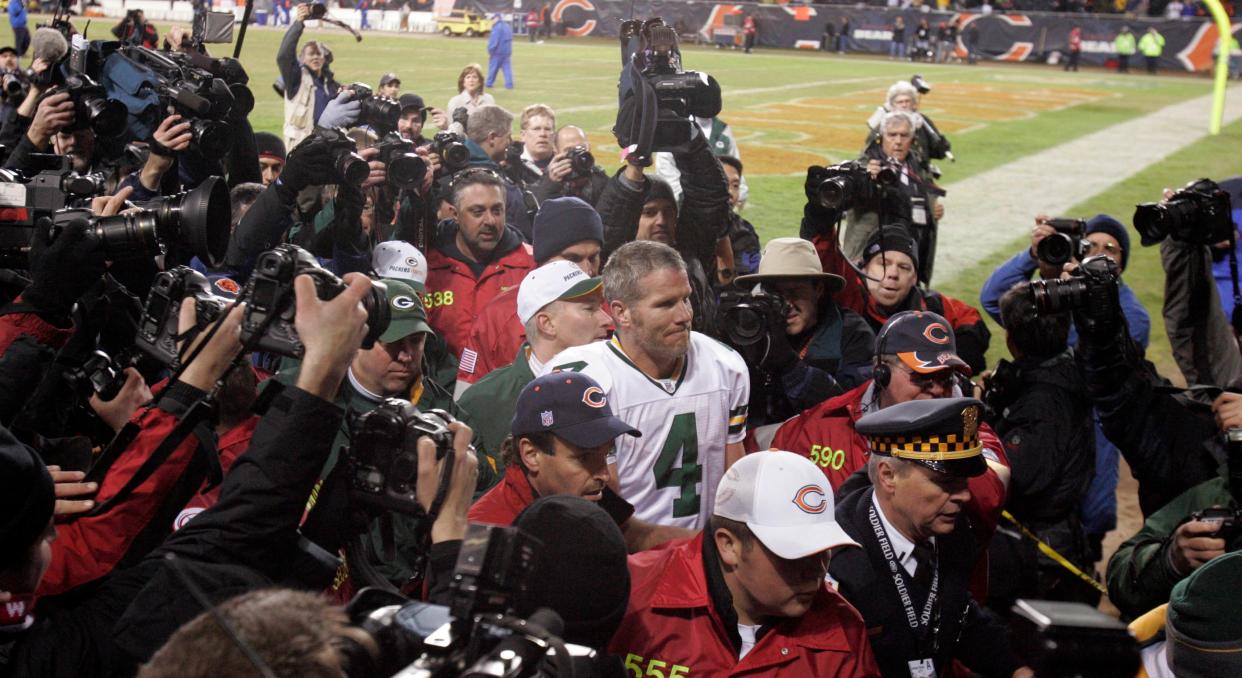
[333,147,371,186]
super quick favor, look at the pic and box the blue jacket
[979,248,1150,348]
[9,0,26,29]
[488,18,513,56]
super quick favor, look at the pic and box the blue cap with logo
[512,372,641,448]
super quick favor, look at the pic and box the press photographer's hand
[293,272,371,399]
[1169,518,1227,574]
[90,367,153,432]
[179,303,245,392]
[22,218,107,324]
[416,421,479,544]
[48,465,98,516]
[27,91,74,148]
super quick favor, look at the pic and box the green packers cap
[855,397,987,478]
[379,278,432,343]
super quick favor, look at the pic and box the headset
[871,310,968,395]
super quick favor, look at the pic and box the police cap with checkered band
[856,397,988,478]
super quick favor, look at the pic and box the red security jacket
[171,416,260,531]
[424,225,535,358]
[609,533,880,677]
[468,463,534,526]
[456,287,523,387]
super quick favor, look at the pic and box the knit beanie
[862,224,920,276]
[642,176,677,210]
[254,132,286,162]
[513,495,630,650]
[0,427,55,571]
[1085,214,1130,270]
[1166,551,1242,677]
[532,197,604,264]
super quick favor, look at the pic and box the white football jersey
[543,333,749,528]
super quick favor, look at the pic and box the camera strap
[868,499,940,655]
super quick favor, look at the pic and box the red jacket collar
[467,463,536,526]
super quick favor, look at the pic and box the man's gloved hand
[277,129,356,195]
[802,165,844,227]
[21,218,107,326]
[761,319,798,373]
[318,91,360,130]
[452,106,469,130]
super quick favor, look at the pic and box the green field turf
[8,18,1242,379]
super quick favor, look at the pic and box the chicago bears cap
[714,451,858,560]
[378,278,431,343]
[373,241,428,288]
[512,372,640,448]
[877,310,969,375]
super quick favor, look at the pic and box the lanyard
[868,498,940,654]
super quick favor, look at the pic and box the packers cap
[378,278,431,343]
[856,397,987,477]
[516,260,602,326]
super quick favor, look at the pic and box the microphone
[31,27,69,65]
[460,608,565,678]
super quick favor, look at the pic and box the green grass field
[10,18,1242,377]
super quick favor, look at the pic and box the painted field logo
[792,484,827,514]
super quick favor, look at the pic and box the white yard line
[935,85,1242,280]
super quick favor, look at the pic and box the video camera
[0,173,231,268]
[0,153,108,226]
[615,17,721,161]
[349,82,401,136]
[717,285,788,365]
[1028,254,1120,316]
[345,523,598,677]
[1036,217,1090,266]
[239,244,390,359]
[1134,178,1233,247]
[812,160,898,212]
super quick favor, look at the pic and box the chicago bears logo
[582,386,606,408]
[792,484,827,514]
[391,295,418,310]
[923,322,951,345]
[213,277,241,296]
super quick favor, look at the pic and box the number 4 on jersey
[652,412,701,518]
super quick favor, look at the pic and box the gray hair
[602,241,686,306]
[880,110,916,134]
[885,81,920,109]
[466,105,514,145]
[867,453,913,485]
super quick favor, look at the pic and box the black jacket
[829,486,1020,678]
[5,386,346,676]
[531,165,609,207]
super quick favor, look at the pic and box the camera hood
[170,176,230,267]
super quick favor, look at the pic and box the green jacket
[1138,32,1165,57]
[1105,476,1233,619]
[1115,32,1137,55]
[456,343,535,491]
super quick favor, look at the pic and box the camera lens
[1029,277,1087,315]
[228,83,255,117]
[333,147,370,186]
[360,96,400,135]
[570,146,594,175]
[817,176,850,210]
[386,152,427,190]
[1036,233,1074,266]
[80,94,127,138]
[190,119,232,160]
[88,212,162,260]
[875,165,900,185]
[726,306,767,346]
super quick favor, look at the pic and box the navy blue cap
[533,197,604,264]
[513,373,641,448]
[876,310,970,376]
[1085,214,1130,270]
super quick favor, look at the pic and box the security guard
[828,398,1032,678]
[1138,27,1165,75]
[1115,26,1137,73]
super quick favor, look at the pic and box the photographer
[843,111,945,283]
[864,80,952,183]
[979,214,1149,557]
[728,237,875,427]
[396,93,430,146]
[511,103,555,185]
[462,104,535,239]
[719,156,761,282]
[653,114,748,207]
[530,124,609,206]
[984,283,1098,610]
[276,3,341,150]
[112,10,159,49]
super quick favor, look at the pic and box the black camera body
[58,71,128,138]
[1029,254,1120,316]
[135,266,229,369]
[240,244,389,359]
[430,131,470,174]
[313,127,370,186]
[814,160,893,211]
[347,400,456,515]
[1190,507,1242,548]
[375,133,426,190]
[67,349,129,402]
[717,286,789,369]
[981,357,1022,420]
[1036,217,1090,266]
[0,154,108,227]
[567,145,595,179]
[1134,178,1234,247]
[349,82,400,136]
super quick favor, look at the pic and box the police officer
[829,398,1032,678]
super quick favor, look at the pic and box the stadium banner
[463,0,1238,72]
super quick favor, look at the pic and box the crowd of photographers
[0,6,1240,678]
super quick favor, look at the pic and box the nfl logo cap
[516,260,603,326]
[714,451,859,560]
[512,372,640,448]
[877,310,970,376]
[373,241,428,288]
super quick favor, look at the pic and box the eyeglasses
[1087,241,1121,254]
[891,362,958,390]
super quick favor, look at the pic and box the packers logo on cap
[392,295,418,310]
